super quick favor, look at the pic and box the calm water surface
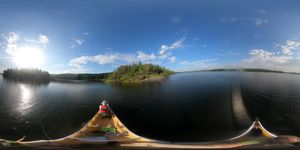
[0,72,300,142]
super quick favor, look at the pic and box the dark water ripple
[240,72,300,134]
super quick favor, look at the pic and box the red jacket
[99,105,109,113]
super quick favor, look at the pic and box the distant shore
[50,68,299,83]
[176,68,300,75]
[2,67,299,85]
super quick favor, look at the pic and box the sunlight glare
[13,46,44,68]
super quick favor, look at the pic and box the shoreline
[104,74,171,84]
[141,75,166,82]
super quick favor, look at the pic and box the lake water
[0,72,300,142]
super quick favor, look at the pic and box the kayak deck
[1,106,300,149]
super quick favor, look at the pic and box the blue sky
[1,0,300,73]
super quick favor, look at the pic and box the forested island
[51,63,173,83]
[2,68,51,83]
[105,63,173,83]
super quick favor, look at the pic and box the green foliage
[2,68,51,83]
[105,63,173,83]
[51,73,110,81]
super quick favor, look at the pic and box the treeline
[51,73,110,81]
[202,68,285,73]
[106,63,173,83]
[242,68,284,73]
[2,68,51,83]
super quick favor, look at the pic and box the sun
[12,46,45,68]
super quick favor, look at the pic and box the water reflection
[18,84,32,115]
[231,84,252,128]
[1,72,300,141]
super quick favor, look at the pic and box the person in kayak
[99,101,116,133]
[99,100,111,117]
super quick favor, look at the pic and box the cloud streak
[70,32,89,49]
[159,37,185,55]
[221,17,269,26]
[24,34,49,46]
[255,18,268,26]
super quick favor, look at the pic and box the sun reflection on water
[19,84,32,115]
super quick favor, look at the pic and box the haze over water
[0,72,300,142]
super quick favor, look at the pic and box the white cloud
[71,38,84,49]
[159,37,185,55]
[24,34,49,46]
[221,17,269,26]
[249,49,274,58]
[70,32,90,49]
[169,56,176,63]
[5,32,19,56]
[279,40,300,56]
[75,39,84,45]
[69,53,135,67]
[137,51,156,62]
[39,35,49,45]
[255,18,268,26]
[93,54,119,64]
[67,37,184,72]
[7,32,19,43]
[69,56,92,67]
[243,49,292,65]
[138,37,186,63]
[242,40,300,71]
[69,49,177,68]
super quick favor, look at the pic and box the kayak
[1,105,299,149]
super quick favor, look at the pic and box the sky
[1,0,300,73]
